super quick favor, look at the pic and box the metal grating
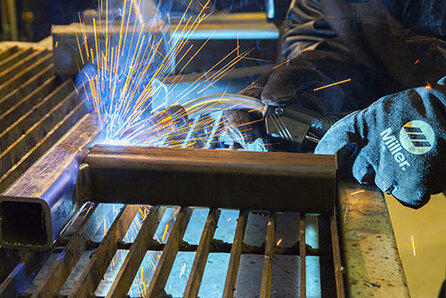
[0,46,87,193]
[0,203,343,297]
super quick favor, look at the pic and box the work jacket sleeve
[280,0,383,111]
[282,0,349,60]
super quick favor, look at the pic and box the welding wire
[183,209,221,297]
[260,213,276,298]
[68,205,140,298]
[145,208,193,298]
[299,214,306,298]
[106,206,166,298]
[30,204,111,298]
[222,210,249,298]
[0,203,98,298]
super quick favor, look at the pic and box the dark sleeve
[281,0,384,111]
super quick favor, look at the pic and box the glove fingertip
[392,187,431,209]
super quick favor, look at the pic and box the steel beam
[84,145,337,213]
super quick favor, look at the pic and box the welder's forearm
[282,0,347,60]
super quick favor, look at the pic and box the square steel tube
[84,145,337,213]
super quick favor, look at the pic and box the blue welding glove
[315,77,446,208]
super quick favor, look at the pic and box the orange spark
[313,78,352,92]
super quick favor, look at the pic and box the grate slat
[0,50,48,85]
[145,208,193,297]
[183,209,221,297]
[0,53,52,97]
[0,48,33,72]
[0,46,18,61]
[68,205,140,297]
[0,98,87,192]
[0,64,54,115]
[299,214,306,298]
[30,204,111,297]
[331,211,345,298]
[0,86,81,178]
[260,213,275,298]
[106,206,167,298]
[222,210,249,298]
[0,76,57,132]
[0,79,72,151]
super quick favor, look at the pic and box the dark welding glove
[261,51,383,113]
[223,50,383,146]
[315,77,446,208]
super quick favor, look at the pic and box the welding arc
[181,94,266,118]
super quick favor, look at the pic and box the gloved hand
[315,77,446,208]
[223,51,383,146]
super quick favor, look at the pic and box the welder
[226,0,446,210]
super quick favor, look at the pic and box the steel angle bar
[260,213,275,298]
[106,206,167,298]
[68,205,140,298]
[183,209,221,298]
[223,210,249,298]
[0,113,101,250]
[299,214,306,298]
[84,145,336,213]
[145,208,193,298]
[31,204,111,298]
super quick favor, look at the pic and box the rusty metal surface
[84,145,337,213]
[106,206,166,298]
[0,113,101,250]
[146,208,193,297]
[260,213,275,298]
[222,210,249,298]
[69,205,140,297]
[1,203,342,297]
[183,209,221,298]
[337,180,410,297]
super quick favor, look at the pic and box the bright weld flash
[78,0,255,147]
[313,78,352,92]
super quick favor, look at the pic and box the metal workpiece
[84,145,337,213]
[0,113,101,250]
[337,180,410,297]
